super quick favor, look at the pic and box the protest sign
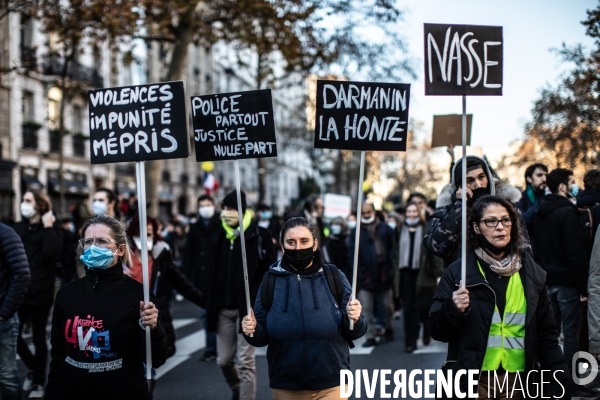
[431,114,473,147]
[191,89,277,161]
[314,80,411,151]
[424,23,503,96]
[88,81,189,164]
[323,193,353,219]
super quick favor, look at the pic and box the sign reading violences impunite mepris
[88,81,189,164]
[314,80,411,151]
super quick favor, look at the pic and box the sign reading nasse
[314,80,410,151]
[424,23,503,96]
[191,89,277,162]
[88,81,189,164]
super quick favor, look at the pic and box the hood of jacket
[537,193,575,218]
[436,177,522,208]
[577,189,600,208]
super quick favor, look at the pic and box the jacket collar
[85,261,125,285]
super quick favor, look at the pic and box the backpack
[260,263,355,349]
[579,204,599,253]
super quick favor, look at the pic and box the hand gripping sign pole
[235,159,253,337]
[460,96,467,289]
[88,81,190,383]
[349,150,366,330]
[135,161,153,379]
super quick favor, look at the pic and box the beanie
[221,190,247,212]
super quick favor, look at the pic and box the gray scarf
[399,225,422,270]
[474,247,522,277]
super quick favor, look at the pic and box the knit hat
[454,157,488,189]
[221,190,247,212]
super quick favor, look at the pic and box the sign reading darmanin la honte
[88,81,189,164]
[424,23,503,96]
[191,89,277,162]
[314,80,411,152]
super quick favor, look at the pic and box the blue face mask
[261,211,272,220]
[80,245,117,270]
[570,184,580,198]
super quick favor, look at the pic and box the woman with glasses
[46,215,168,400]
[428,196,571,399]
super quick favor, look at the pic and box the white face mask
[199,205,215,220]
[92,200,108,216]
[387,222,397,230]
[20,203,36,219]
[133,236,154,252]
[361,215,376,224]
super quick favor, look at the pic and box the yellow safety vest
[477,261,526,372]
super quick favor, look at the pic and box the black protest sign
[191,89,277,162]
[88,81,189,164]
[314,80,410,151]
[424,23,503,96]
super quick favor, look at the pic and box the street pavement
[153,299,447,400]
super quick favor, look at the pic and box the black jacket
[577,188,600,252]
[347,221,395,291]
[205,220,276,332]
[181,214,221,297]
[46,264,168,400]
[516,186,546,233]
[150,245,203,357]
[13,218,63,306]
[0,223,31,319]
[429,250,571,399]
[322,234,351,282]
[531,194,588,295]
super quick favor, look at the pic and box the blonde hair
[80,214,132,266]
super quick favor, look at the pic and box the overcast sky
[399,0,597,148]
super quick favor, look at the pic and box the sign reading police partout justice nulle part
[88,81,189,164]
[314,80,411,151]
[191,89,277,162]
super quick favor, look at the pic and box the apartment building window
[49,129,60,153]
[48,87,62,131]
[22,91,34,122]
[20,14,36,69]
[72,105,82,133]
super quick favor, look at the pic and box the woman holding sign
[242,217,366,399]
[46,215,168,400]
[428,196,571,398]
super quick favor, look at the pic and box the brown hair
[25,190,51,216]
[80,214,132,266]
[404,201,426,225]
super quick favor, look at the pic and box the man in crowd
[348,203,395,347]
[182,194,221,362]
[255,204,281,245]
[301,195,325,240]
[516,163,548,231]
[424,155,521,268]
[204,190,275,400]
[530,168,592,397]
[0,220,30,399]
[577,169,600,248]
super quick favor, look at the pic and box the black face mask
[477,233,509,255]
[283,248,315,270]
[471,187,491,203]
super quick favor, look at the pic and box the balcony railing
[43,57,104,88]
[22,124,39,149]
[72,135,85,157]
[20,45,37,70]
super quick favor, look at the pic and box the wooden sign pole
[349,150,366,330]
[234,159,253,337]
[135,161,152,380]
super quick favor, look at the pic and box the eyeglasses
[78,237,114,249]
[480,218,513,228]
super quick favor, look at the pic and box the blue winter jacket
[244,257,367,391]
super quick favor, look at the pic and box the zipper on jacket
[297,274,306,370]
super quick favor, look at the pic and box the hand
[581,295,588,302]
[41,211,55,228]
[346,297,362,323]
[452,288,470,313]
[447,144,455,163]
[455,187,473,201]
[242,309,256,336]
[140,301,158,329]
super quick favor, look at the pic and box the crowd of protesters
[1,158,600,399]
